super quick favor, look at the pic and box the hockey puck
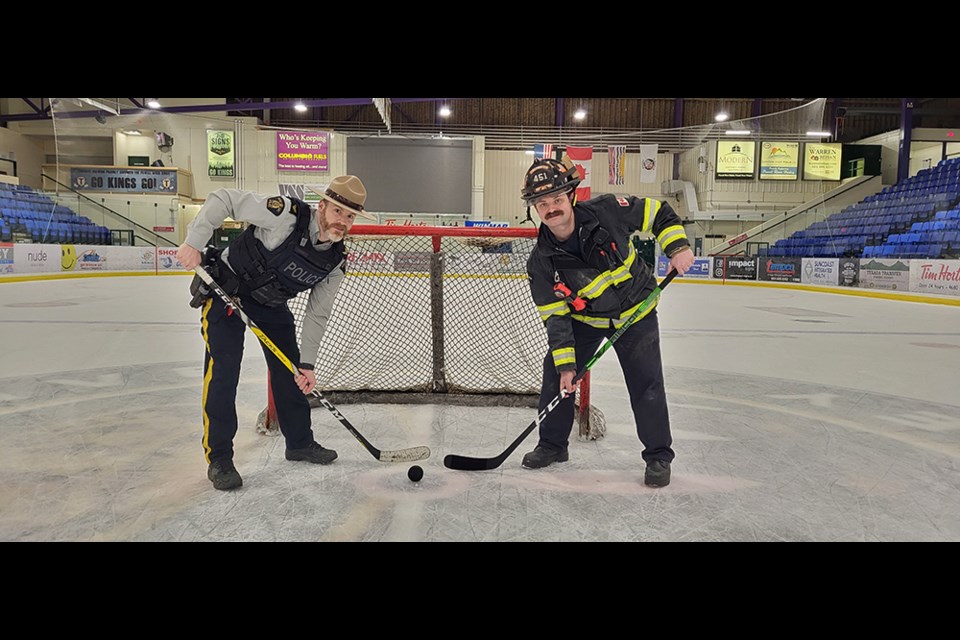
[407,465,423,482]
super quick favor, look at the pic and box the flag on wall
[533,143,554,160]
[608,145,626,186]
[566,146,593,202]
[639,144,659,184]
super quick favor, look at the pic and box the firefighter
[521,156,694,487]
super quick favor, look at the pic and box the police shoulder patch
[616,196,629,207]
[266,197,285,216]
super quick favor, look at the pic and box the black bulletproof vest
[229,202,345,307]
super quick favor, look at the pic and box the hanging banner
[566,146,593,202]
[533,143,554,161]
[70,167,178,193]
[276,131,329,172]
[639,144,658,184]
[608,145,626,186]
[207,130,235,178]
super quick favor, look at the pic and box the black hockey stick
[195,266,431,463]
[443,269,678,471]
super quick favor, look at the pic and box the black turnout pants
[537,310,674,464]
[199,296,314,464]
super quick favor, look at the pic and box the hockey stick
[195,265,431,463]
[443,269,678,471]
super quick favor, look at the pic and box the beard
[319,210,348,241]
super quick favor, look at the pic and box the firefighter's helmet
[521,156,581,204]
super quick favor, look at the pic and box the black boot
[644,459,671,487]
[521,444,569,469]
[285,441,338,465]
[208,459,242,491]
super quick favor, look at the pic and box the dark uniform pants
[199,296,314,464]
[537,310,674,464]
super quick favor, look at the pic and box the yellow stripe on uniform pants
[200,299,215,464]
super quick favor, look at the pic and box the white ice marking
[768,393,838,408]
[46,373,123,388]
[876,411,960,432]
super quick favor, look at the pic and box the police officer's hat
[308,176,375,220]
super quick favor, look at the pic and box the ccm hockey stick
[195,266,431,463]
[443,269,678,471]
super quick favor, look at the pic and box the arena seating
[0,183,110,245]
[765,157,960,259]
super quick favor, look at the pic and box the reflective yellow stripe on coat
[576,245,637,300]
[552,347,576,368]
[537,300,569,322]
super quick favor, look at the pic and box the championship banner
[566,146,593,202]
[803,142,842,181]
[608,145,626,186]
[533,143,554,161]
[207,130,235,178]
[639,144,658,184]
[276,131,329,172]
[759,141,799,181]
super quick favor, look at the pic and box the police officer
[176,176,371,491]
[521,157,695,487]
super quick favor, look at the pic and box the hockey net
[256,225,604,440]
